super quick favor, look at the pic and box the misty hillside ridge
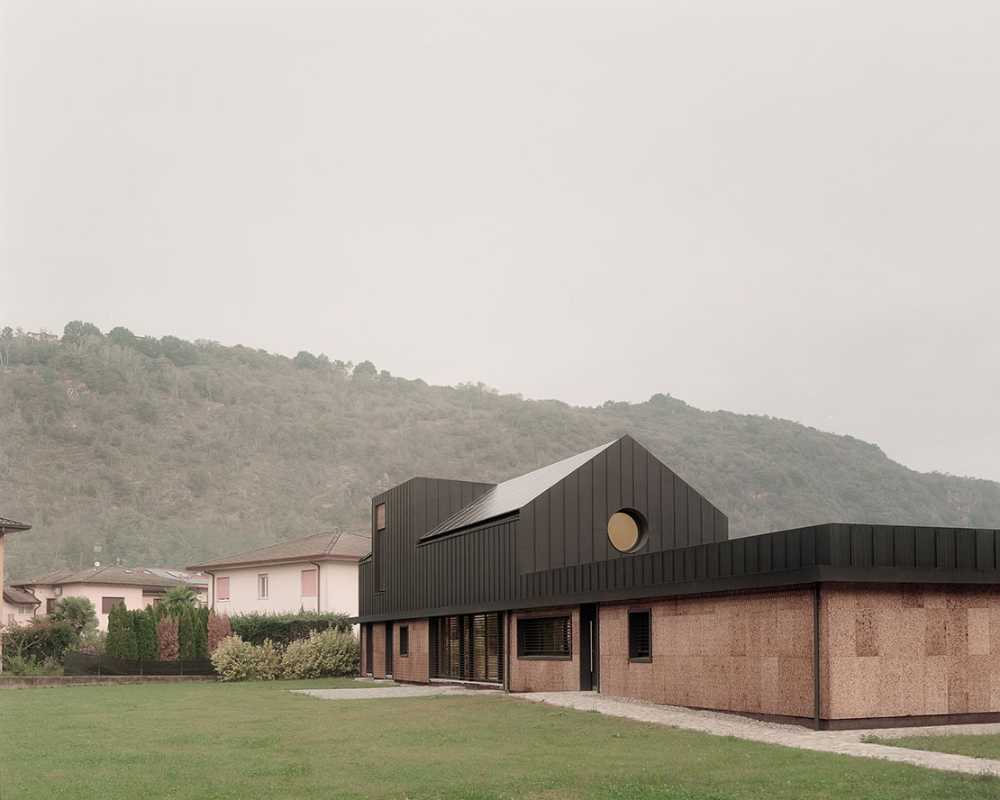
[3,322,1000,580]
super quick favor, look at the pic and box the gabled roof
[3,585,40,606]
[0,516,31,533]
[420,440,617,541]
[13,566,207,590]
[187,531,371,571]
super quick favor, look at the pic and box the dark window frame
[628,608,652,662]
[375,503,386,531]
[399,625,409,657]
[101,596,126,615]
[517,615,572,660]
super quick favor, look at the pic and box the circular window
[607,509,646,553]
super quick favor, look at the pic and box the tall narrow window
[258,573,269,599]
[399,625,409,657]
[628,609,652,661]
[374,502,386,592]
[301,568,318,597]
[216,577,230,601]
[517,616,571,659]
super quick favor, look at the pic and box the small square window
[101,597,125,615]
[258,574,269,599]
[628,610,652,661]
[399,625,409,657]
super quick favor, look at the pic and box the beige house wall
[26,583,148,631]
[2,599,38,628]
[208,559,357,617]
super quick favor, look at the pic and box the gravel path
[292,685,502,700]
[516,692,1000,777]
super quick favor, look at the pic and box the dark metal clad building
[356,434,1000,729]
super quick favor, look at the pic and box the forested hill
[3,323,1000,580]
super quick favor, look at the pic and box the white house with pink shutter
[187,531,368,617]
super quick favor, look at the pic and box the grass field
[2,680,1000,800]
[870,732,1000,761]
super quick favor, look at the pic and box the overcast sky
[3,1,999,481]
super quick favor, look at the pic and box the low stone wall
[509,607,580,693]
[599,590,815,718]
[393,619,430,683]
[0,675,215,689]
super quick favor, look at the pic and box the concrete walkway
[292,685,503,700]
[516,692,1000,777]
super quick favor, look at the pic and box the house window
[258,574,269,599]
[46,598,57,615]
[101,597,125,614]
[628,609,652,661]
[608,509,646,553]
[517,616,571,659]
[375,502,386,531]
[216,577,230,601]
[301,569,318,597]
[399,625,409,657]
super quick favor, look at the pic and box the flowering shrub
[281,629,359,679]
[210,635,282,682]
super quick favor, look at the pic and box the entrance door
[364,623,373,676]
[385,622,394,677]
[579,604,599,691]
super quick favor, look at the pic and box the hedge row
[229,612,351,647]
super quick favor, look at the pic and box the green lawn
[869,732,1000,761]
[2,680,999,800]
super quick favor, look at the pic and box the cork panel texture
[509,608,581,692]
[371,623,387,679]
[599,590,815,717]
[822,584,1000,720]
[392,619,430,683]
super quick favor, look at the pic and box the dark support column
[813,583,821,731]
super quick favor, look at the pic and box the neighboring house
[3,585,40,628]
[357,434,1000,729]
[188,531,369,617]
[0,516,32,667]
[12,567,208,631]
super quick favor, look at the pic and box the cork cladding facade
[356,435,1000,728]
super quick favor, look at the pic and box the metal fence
[63,652,215,676]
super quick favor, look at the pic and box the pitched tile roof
[187,531,371,570]
[421,439,618,540]
[13,566,207,590]
[3,585,40,606]
[0,516,31,532]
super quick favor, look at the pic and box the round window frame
[607,508,648,554]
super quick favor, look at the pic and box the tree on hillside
[353,360,377,379]
[49,596,98,637]
[293,350,321,369]
[62,320,103,344]
[107,326,139,349]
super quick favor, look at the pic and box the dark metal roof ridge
[416,510,519,545]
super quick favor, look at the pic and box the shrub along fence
[64,652,215,676]
[229,612,351,647]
